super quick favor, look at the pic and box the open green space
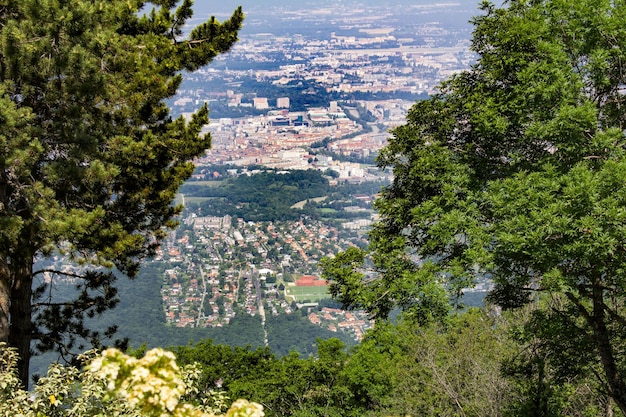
[285,284,330,303]
[185,180,224,187]
[183,196,213,204]
[175,194,212,206]
[291,196,328,209]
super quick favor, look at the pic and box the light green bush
[0,343,263,417]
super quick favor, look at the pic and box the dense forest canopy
[182,169,386,222]
[182,170,330,221]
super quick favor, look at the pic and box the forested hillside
[29,262,354,378]
[181,170,330,221]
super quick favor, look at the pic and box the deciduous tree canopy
[322,0,626,412]
[0,0,243,385]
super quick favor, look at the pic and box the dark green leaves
[0,0,243,381]
[321,1,626,409]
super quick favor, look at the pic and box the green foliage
[360,310,515,417]
[0,0,243,383]
[182,169,330,221]
[0,342,263,417]
[265,313,354,357]
[321,0,626,412]
[173,310,524,417]
[501,303,613,417]
[172,340,275,395]
[8,309,615,417]
[226,339,357,417]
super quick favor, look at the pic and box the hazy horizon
[190,0,482,18]
[184,0,482,37]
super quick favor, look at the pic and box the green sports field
[285,285,331,302]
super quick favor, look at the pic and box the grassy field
[175,194,212,206]
[183,196,212,204]
[291,196,328,209]
[185,180,224,187]
[285,284,331,302]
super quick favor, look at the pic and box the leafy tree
[229,351,315,417]
[266,313,354,357]
[173,340,348,417]
[224,338,357,417]
[322,0,626,412]
[172,340,275,395]
[501,303,613,417]
[227,312,517,417]
[0,0,243,384]
[350,311,515,417]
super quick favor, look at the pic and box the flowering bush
[0,343,263,417]
[90,348,187,415]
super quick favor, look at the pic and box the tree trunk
[7,253,33,387]
[592,285,626,415]
[607,396,614,417]
[0,150,7,344]
[0,258,10,344]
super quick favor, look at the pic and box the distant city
[145,0,487,342]
[173,0,477,169]
[43,1,487,346]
